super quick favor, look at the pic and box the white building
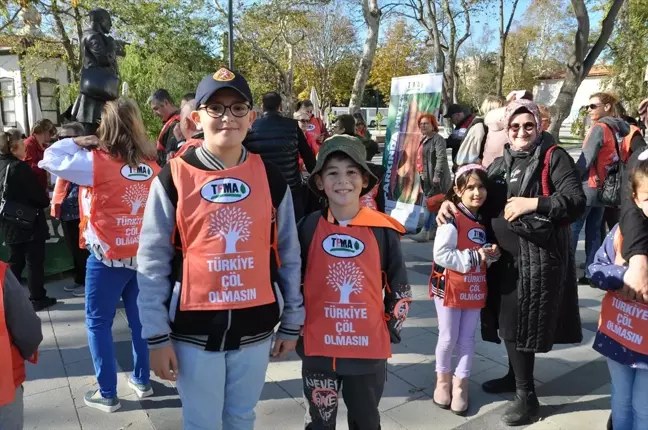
[0,7,69,134]
[533,65,611,129]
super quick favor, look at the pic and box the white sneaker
[411,229,431,242]
[128,377,154,398]
[72,286,85,297]
[63,284,77,292]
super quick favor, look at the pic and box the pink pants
[434,297,481,379]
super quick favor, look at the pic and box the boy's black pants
[303,365,385,430]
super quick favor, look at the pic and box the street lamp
[228,0,234,69]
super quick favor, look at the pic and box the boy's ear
[314,174,324,191]
[248,110,257,126]
[362,172,370,188]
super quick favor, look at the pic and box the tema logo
[322,234,365,258]
[201,178,251,203]
[120,163,154,182]
[306,124,315,132]
[468,227,486,245]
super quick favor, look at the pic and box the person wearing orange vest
[136,68,304,430]
[149,89,180,167]
[297,99,329,145]
[297,135,411,430]
[172,96,204,159]
[39,99,159,413]
[49,122,90,298]
[0,262,43,429]
[587,161,648,430]
[429,164,500,415]
[573,92,630,285]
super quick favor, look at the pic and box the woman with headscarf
[437,99,585,425]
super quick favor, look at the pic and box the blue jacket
[587,224,648,369]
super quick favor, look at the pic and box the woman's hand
[504,197,538,222]
[436,201,457,225]
[73,135,101,149]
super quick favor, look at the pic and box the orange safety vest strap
[621,125,642,163]
[50,178,71,218]
[0,262,20,406]
[173,138,203,159]
[586,123,618,189]
[157,113,181,151]
[340,207,406,234]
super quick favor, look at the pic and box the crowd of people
[0,65,647,430]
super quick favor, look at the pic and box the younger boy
[297,135,412,430]
[136,68,304,430]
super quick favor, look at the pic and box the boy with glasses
[136,68,304,430]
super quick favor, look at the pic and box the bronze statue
[70,8,119,135]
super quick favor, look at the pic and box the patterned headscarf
[505,99,543,143]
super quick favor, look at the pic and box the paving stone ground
[23,147,612,429]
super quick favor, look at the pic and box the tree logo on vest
[208,207,252,253]
[327,261,365,304]
[468,228,486,245]
[322,234,365,258]
[201,178,251,203]
[120,163,154,182]
[121,184,149,215]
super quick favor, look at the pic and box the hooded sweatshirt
[481,107,507,168]
[575,116,630,207]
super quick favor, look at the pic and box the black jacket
[0,154,50,245]
[244,112,316,191]
[482,133,585,353]
[619,136,648,260]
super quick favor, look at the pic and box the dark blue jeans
[85,255,149,398]
[571,206,604,271]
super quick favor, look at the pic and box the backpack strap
[541,145,559,197]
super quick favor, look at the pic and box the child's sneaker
[128,376,153,398]
[84,389,121,413]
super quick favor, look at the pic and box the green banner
[0,215,74,276]
[382,73,443,231]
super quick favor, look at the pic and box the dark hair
[621,114,640,127]
[296,100,314,111]
[336,114,356,135]
[148,89,174,105]
[262,92,282,111]
[0,128,23,155]
[320,151,364,174]
[31,119,55,136]
[353,112,366,125]
[182,92,196,103]
[447,167,489,205]
[630,159,648,198]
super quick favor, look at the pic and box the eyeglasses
[587,103,603,111]
[508,122,536,133]
[199,102,251,118]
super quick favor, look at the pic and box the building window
[0,78,16,127]
[37,78,59,125]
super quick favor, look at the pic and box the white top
[433,222,481,274]
[39,138,137,269]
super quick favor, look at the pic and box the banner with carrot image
[382,73,443,231]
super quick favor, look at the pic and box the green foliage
[368,19,429,103]
[605,0,648,114]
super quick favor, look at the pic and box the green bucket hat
[308,134,378,197]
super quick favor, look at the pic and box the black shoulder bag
[0,163,38,227]
[596,124,623,207]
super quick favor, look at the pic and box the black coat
[481,133,585,353]
[244,112,316,191]
[0,154,50,245]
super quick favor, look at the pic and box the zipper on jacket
[220,310,232,351]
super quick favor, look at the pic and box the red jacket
[23,136,48,190]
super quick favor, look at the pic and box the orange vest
[156,113,181,151]
[621,124,642,163]
[173,138,203,159]
[585,122,619,189]
[598,227,648,354]
[81,151,160,259]
[303,208,405,360]
[50,177,71,218]
[439,211,488,309]
[169,153,277,311]
[308,116,327,140]
[0,263,36,406]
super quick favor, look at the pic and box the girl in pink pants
[429,165,500,415]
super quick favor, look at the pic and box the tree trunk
[497,0,505,97]
[548,0,624,139]
[349,0,380,114]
